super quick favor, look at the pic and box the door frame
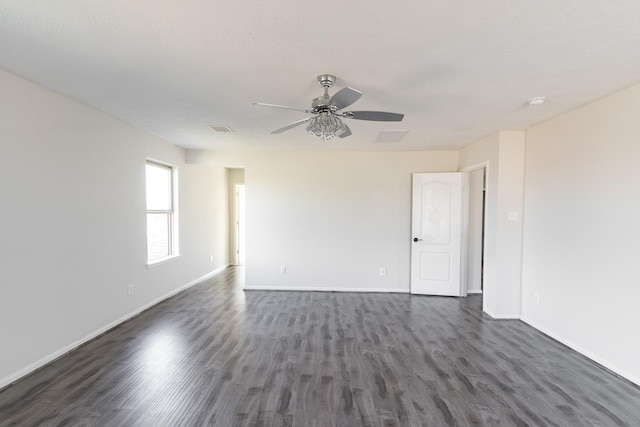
[233,183,246,265]
[461,161,489,310]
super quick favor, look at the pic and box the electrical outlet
[127,284,134,296]
[533,293,539,304]
[379,267,386,276]
[280,265,287,274]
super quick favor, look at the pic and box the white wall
[459,131,525,318]
[243,150,458,292]
[0,70,228,388]
[521,84,640,385]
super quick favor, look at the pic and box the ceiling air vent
[209,126,234,134]
[374,130,409,143]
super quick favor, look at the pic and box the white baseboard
[243,285,409,294]
[520,315,640,387]
[482,307,521,320]
[0,265,228,390]
[486,313,521,320]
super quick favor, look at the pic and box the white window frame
[146,159,180,266]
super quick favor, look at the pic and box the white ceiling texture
[2,1,640,152]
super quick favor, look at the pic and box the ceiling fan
[253,74,404,140]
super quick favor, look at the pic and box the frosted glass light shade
[306,112,347,140]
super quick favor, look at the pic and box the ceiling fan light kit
[306,112,347,140]
[254,74,404,140]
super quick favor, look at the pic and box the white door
[411,173,467,296]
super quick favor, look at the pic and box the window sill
[147,254,181,269]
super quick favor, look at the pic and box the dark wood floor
[1,267,639,426]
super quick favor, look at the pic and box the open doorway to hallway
[466,166,486,294]
[235,184,245,265]
[227,168,245,266]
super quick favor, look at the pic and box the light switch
[508,211,519,221]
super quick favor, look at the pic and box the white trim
[0,265,228,390]
[520,316,640,387]
[467,290,483,294]
[487,313,521,320]
[461,161,490,314]
[243,286,410,294]
[461,160,489,173]
[483,307,520,319]
[146,254,181,268]
[145,158,180,262]
[460,172,470,297]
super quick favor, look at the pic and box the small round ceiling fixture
[528,96,546,106]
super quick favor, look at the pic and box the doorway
[410,172,467,296]
[227,168,245,266]
[464,164,487,295]
[234,184,246,265]
[409,167,487,300]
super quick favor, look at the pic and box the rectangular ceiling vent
[209,125,234,134]
[374,130,409,143]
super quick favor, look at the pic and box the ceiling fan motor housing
[311,94,334,112]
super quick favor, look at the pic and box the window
[146,161,178,263]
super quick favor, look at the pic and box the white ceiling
[2,1,640,152]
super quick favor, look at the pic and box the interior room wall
[521,83,640,385]
[494,132,526,317]
[243,150,458,292]
[458,131,525,318]
[0,69,228,388]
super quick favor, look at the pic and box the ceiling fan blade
[253,102,311,114]
[329,87,362,110]
[338,124,352,138]
[271,117,311,134]
[345,111,404,121]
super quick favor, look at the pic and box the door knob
[413,237,423,242]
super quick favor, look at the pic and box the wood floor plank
[1,266,640,426]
